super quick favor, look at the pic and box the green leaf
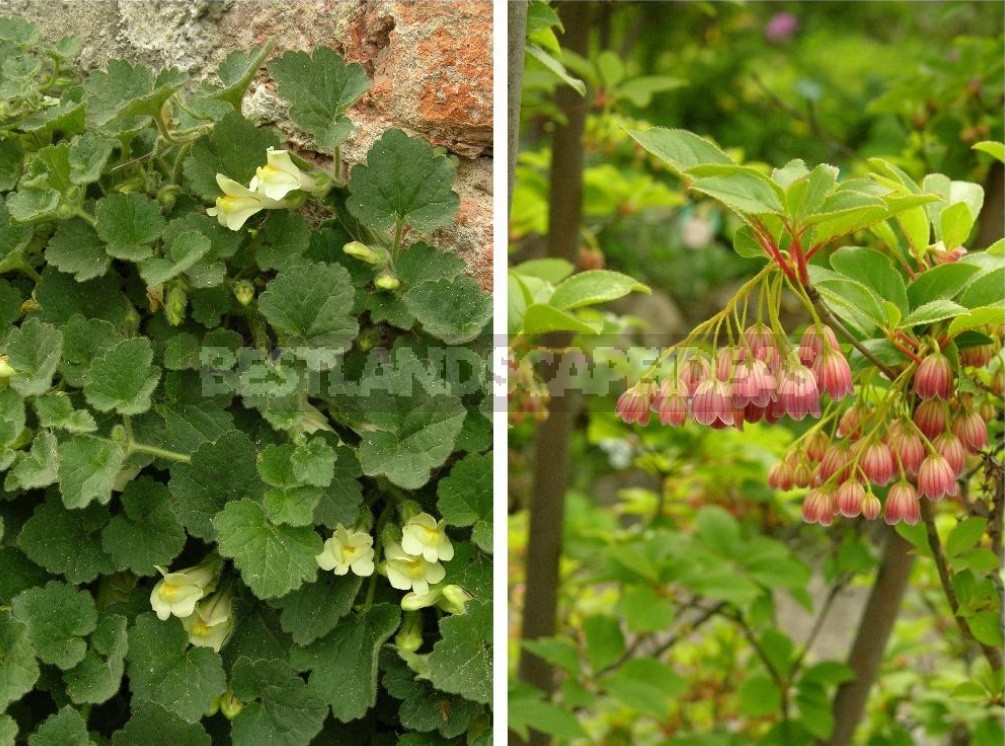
[65,613,128,705]
[57,435,126,509]
[45,218,110,281]
[183,111,280,200]
[5,317,62,396]
[213,43,273,110]
[438,453,491,553]
[170,431,264,539]
[550,269,649,311]
[110,705,210,746]
[347,129,460,233]
[428,600,492,704]
[946,517,987,558]
[619,586,674,633]
[277,572,362,646]
[83,337,160,415]
[694,506,741,554]
[511,258,575,284]
[582,614,625,673]
[359,396,466,490]
[0,611,39,709]
[521,638,581,675]
[382,651,484,738]
[627,127,732,175]
[5,430,58,491]
[259,260,358,349]
[289,437,336,487]
[84,60,186,128]
[970,612,1004,647]
[94,193,165,261]
[900,299,966,328]
[27,707,92,746]
[139,231,211,287]
[525,44,586,96]
[101,476,185,575]
[396,242,467,286]
[801,661,854,686]
[602,659,685,718]
[520,303,603,336]
[907,263,981,307]
[68,132,116,185]
[17,497,113,582]
[0,200,32,271]
[35,269,129,326]
[960,268,1004,309]
[230,657,328,746]
[787,164,838,221]
[829,246,909,314]
[290,604,401,721]
[948,305,1005,338]
[973,141,1005,164]
[213,499,320,599]
[402,276,492,344]
[126,613,226,723]
[941,201,975,248]
[739,674,782,716]
[7,144,71,224]
[268,46,369,152]
[691,170,784,215]
[733,225,767,259]
[12,580,96,670]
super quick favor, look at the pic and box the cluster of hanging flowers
[617,322,853,430]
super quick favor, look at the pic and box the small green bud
[219,690,243,720]
[165,286,187,326]
[374,272,400,291]
[157,185,180,210]
[114,176,146,194]
[0,356,14,379]
[205,695,222,718]
[233,279,255,307]
[343,241,384,265]
[398,500,422,522]
[438,585,472,615]
[110,425,128,443]
[358,328,380,352]
[395,611,424,653]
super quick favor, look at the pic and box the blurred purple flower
[765,12,799,43]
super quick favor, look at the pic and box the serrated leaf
[0,611,39,709]
[946,517,987,558]
[277,572,362,646]
[0,200,32,271]
[428,600,492,704]
[126,613,226,723]
[110,705,210,746]
[183,111,280,200]
[230,657,328,746]
[139,230,211,287]
[17,497,113,582]
[382,652,484,738]
[900,299,966,328]
[347,129,459,233]
[268,46,369,152]
[35,269,129,326]
[5,430,57,491]
[397,242,467,286]
[213,499,320,599]
[948,305,1005,338]
[57,434,126,509]
[960,267,1004,309]
[5,317,62,396]
[84,60,186,128]
[907,263,981,307]
[26,707,93,746]
[170,431,263,539]
[94,193,165,261]
[402,276,492,344]
[438,453,491,553]
[691,170,784,215]
[359,396,466,490]
[213,43,272,110]
[65,613,128,705]
[83,337,160,415]
[12,580,96,670]
[258,260,359,349]
[290,604,400,722]
[101,476,185,575]
[830,246,909,314]
[45,217,110,281]
[7,144,71,224]
[68,132,115,185]
[628,127,732,174]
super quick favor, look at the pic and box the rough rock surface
[0,0,494,287]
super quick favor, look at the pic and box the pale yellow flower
[383,541,445,596]
[181,588,234,652]
[401,512,454,563]
[249,148,321,200]
[316,524,375,577]
[149,557,220,621]
[206,174,287,231]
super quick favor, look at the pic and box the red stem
[888,335,924,364]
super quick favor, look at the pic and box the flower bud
[813,348,854,400]
[165,286,187,326]
[691,378,732,427]
[219,690,243,720]
[860,442,895,486]
[777,364,821,421]
[401,587,444,611]
[232,279,255,306]
[991,365,1004,397]
[395,612,424,652]
[836,480,865,518]
[616,381,656,426]
[375,272,401,291]
[816,444,850,484]
[917,455,957,500]
[0,355,13,379]
[954,412,988,453]
[767,460,794,490]
[913,351,954,400]
[912,400,947,440]
[804,432,830,463]
[801,488,835,526]
[657,378,688,427]
[678,355,711,397]
[888,421,925,477]
[343,241,385,265]
[884,481,920,525]
[157,184,180,210]
[961,344,994,368]
[798,325,839,366]
[793,460,814,488]
[182,587,234,652]
[861,491,882,520]
[838,403,864,438]
[205,695,222,718]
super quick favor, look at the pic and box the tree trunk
[514,5,591,746]
[507,1,528,209]
[819,530,915,746]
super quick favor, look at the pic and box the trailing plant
[0,16,492,745]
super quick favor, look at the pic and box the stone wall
[0,0,494,287]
